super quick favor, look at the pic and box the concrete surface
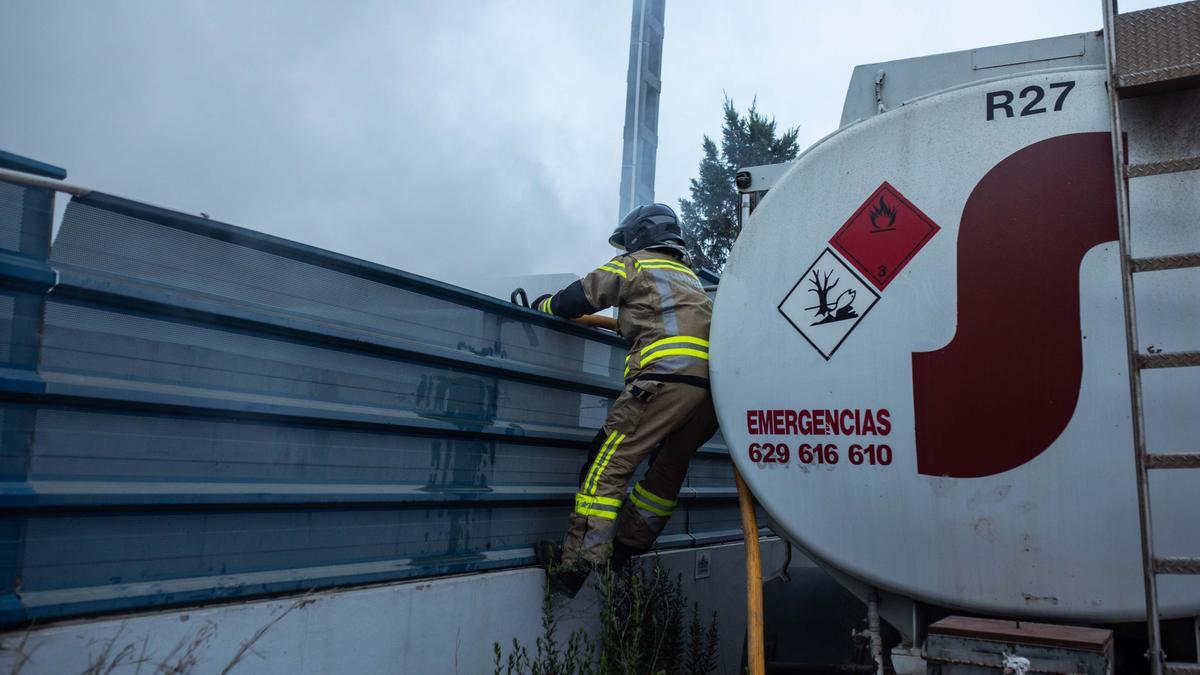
[0,540,787,674]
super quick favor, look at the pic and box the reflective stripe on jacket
[573,249,712,384]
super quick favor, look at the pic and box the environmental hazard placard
[779,181,938,360]
[829,182,939,290]
[778,248,879,360]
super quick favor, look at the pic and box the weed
[495,582,595,675]
[154,621,215,674]
[5,592,314,675]
[217,592,314,675]
[496,557,719,675]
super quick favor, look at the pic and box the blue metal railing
[0,167,743,625]
[0,150,66,181]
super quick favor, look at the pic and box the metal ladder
[1101,2,1200,674]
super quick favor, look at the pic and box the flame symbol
[869,196,897,230]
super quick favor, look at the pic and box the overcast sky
[0,0,1165,293]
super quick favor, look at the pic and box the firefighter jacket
[538,249,712,388]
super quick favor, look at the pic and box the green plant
[685,603,719,675]
[497,558,719,675]
[596,560,717,675]
[494,581,595,675]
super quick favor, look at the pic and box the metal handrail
[0,167,91,197]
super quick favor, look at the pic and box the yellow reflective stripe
[643,267,698,280]
[640,348,709,365]
[576,492,622,508]
[641,265,696,276]
[590,432,628,492]
[591,433,625,492]
[623,365,631,378]
[587,432,625,494]
[598,264,627,279]
[641,336,710,355]
[539,297,553,314]
[640,260,696,276]
[576,505,618,520]
[583,432,617,491]
[634,482,676,508]
[640,259,691,271]
[584,432,619,493]
[574,493,621,520]
[630,492,672,518]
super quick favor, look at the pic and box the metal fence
[0,171,744,625]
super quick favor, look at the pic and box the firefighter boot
[537,539,589,599]
[535,539,561,569]
[548,566,588,599]
[609,539,646,572]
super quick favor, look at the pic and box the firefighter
[533,203,718,598]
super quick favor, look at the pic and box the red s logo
[912,133,1118,477]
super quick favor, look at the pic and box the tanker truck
[719,3,1199,673]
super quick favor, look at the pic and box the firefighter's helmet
[609,203,685,253]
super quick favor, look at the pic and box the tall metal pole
[617,0,665,219]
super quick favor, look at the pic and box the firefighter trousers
[561,378,718,568]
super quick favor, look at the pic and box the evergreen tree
[679,99,799,270]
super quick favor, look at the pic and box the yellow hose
[734,466,765,675]
[573,314,619,331]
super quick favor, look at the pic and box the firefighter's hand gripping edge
[513,288,620,333]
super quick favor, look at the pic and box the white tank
[711,65,1200,622]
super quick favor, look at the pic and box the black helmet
[609,203,685,253]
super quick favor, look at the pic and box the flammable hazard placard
[829,181,939,290]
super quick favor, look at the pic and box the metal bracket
[874,70,888,114]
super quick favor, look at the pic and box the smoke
[1,1,626,292]
[2,0,1128,292]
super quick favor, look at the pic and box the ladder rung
[1154,557,1200,575]
[1146,453,1200,469]
[1138,351,1200,369]
[1131,253,1200,272]
[1127,157,1200,177]
[1165,663,1200,675]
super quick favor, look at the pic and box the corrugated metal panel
[0,183,745,624]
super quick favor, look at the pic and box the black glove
[532,294,553,314]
